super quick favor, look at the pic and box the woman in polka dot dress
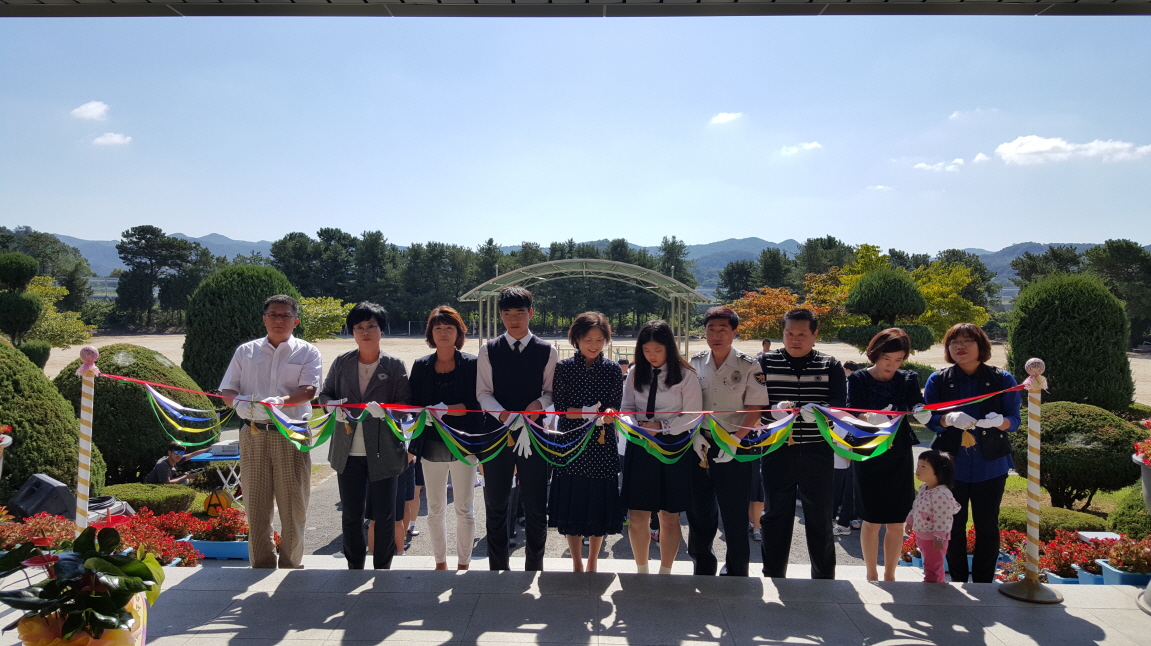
[547,311,624,573]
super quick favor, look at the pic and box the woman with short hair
[924,323,1021,583]
[318,302,411,569]
[409,306,480,571]
[547,311,624,573]
[847,328,924,582]
[620,319,703,574]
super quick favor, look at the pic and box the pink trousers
[917,536,949,583]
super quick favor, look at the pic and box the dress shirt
[476,330,558,421]
[690,348,770,431]
[620,366,704,429]
[219,335,322,422]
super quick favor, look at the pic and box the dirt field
[43,332,1151,404]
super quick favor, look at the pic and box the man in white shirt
[220,295,323,569]
[688,306,769,576]
[476,286,558,571]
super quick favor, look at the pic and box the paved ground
[4,559,1148,646]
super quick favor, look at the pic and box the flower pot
[897,557,912,567]
[1135,454,1151,517]
[1073,564,1104,585]
[1045,571,1079,584]
[188,539,248,560]
[1097,559,1151,587]
[912,555,923,568]
[16,592,147,645]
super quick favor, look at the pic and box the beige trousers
[239,423,311,568]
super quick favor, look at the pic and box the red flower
[30,536,53,547]
[21,554,59,568]
[0,425,11,435]
[91,514,132,530]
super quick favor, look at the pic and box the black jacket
[408,351,480,458]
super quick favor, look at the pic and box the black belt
[242,419,275,431]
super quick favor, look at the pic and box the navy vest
[487,335,551,414]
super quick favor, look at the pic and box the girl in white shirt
[620,319,703,574]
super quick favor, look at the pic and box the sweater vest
[487,335,551,413]
[759,349,837,443]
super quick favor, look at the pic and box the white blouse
[620,365,704,429]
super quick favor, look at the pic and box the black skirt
[548,473,623,537]
[620,440,694,514]
[855,444,916,524]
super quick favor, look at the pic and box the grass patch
[1001,474,1120,516]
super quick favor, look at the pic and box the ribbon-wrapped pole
[74,346,100,530]
[1000,358,1062,604]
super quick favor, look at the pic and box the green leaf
[103,554,155,582]
[96,528,121,554]
[140,553,165,605]
[61,612,86,640]
[72,527,97,554]
[83,557,127,578]
[0,543,36,574]
[94,573,150,594]
[52,553,88,583]
[0,590,64,612]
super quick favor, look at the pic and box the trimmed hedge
[0,292,43,346]
[1009,401,1145,509]
[17,340,51,369]
[837,324,934,354]
[1008,273,1134,411]
[1108,485,1151,539]
[183,265,306,392]
[0,252,38,292]
[54,344,214,485]
[998,505,1107,542]
[102,483,197,515]
[0,341,106,502]
[1115,402,1151,423]
[844,268,926,325]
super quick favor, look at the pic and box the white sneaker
[832,524,851,536]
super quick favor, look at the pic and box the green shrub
[102,483,197,515]
[1107,485,1151,540]
[0,252,38,292]
[297,296,352,342]
[54,343,214,485]
[1115,402,1151,423]
[1010,401,1145,509]
[837,324,934,354]
[844,268,926,326]
[0,292,43,346]
[17,340,50,369]
[80,300,113,329]
[1008,273,1134,411]
[0,341,106,502]
[999,505,1107,542]
[182,265,306,392]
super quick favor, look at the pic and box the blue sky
[1,16,1148,253]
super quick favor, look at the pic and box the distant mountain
[53,233,272,276]
[976,242,1101,300]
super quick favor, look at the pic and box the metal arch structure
[1,1,1147,18]
[459,258,710,356]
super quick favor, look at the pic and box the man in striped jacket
[758,308,847,579]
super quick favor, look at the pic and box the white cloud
[710,112,742,124]
[949,108,999,121]
[71,101,109,120]
[780,141,822,156]
[995,135,1151,165]
[866,185,892,191]
[973,153,991,163]
[913,158,963,172]
[93,133,131,146]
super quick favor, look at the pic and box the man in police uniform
[687,306,770,576]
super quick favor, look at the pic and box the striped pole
[1000,357,1062,603]
[74,346,100,530]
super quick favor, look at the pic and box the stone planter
[188,539,248,560]
[1097,559,1151,587]
[1073,564,1104,585]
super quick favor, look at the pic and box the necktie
[513,340,521,353]
[645,368,661,420]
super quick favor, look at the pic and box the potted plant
[114,512,204,568]
[899,531,922,567]
[188,508,250,560]
[1134,423,1151,517]
[0,526,164,646]
[1040,530,1085,584]
[1097,535,1151,586]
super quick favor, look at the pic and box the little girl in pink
[905,450,960,583]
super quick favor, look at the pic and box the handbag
[979,427,1013,461]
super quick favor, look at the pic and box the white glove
[257,396,284,421]
[713,448,734,464]
[582,403,601,421]
[324,398,348,423]
[513,427,533,459]
[233,394,255,420]
[943,411,978,430]
[771,401,796,421]
[693,433,711,461]
[912,405,932,425]
[976,412,1005,429]
[800,403,817,424]
[260,396,285,406]
[863,405,893,427]
[429,402,449,417]
[364,401,387,419]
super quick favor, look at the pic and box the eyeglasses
[264,313,294,321]
[948,339,976,347]
[353,324,380,334]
